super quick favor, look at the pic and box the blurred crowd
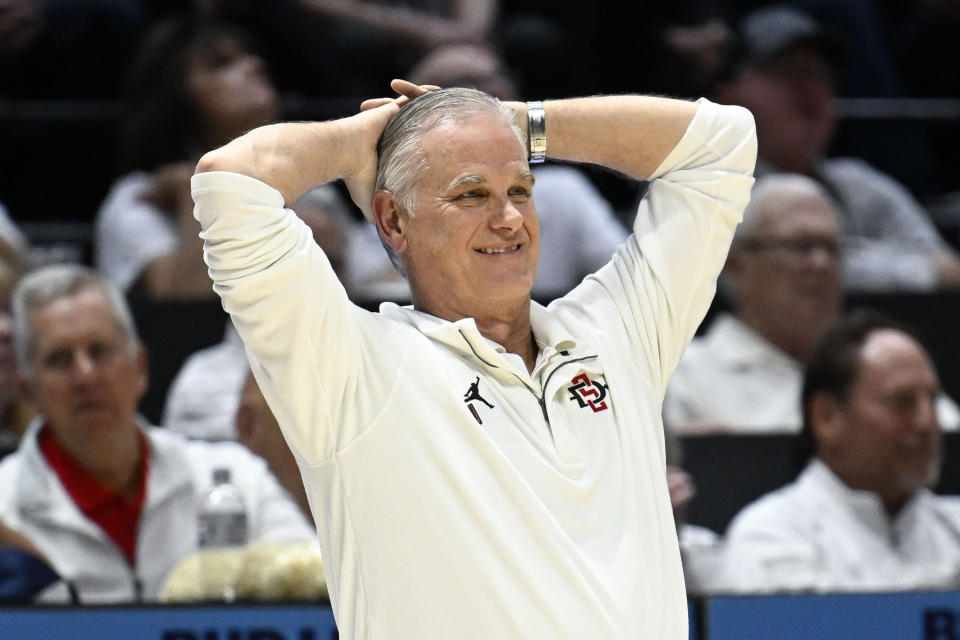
[1,0,960,607]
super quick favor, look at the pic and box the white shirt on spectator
[162,321,247,441]
[664,313,960,434]
[94,172,177,293]
[723,459,960,593]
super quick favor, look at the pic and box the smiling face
[394,113,540,319]
[20,287,147,447]
[818,329,943,511]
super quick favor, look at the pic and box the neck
[739,310,820,364]
[56,424,143,495]
[414,293,538,372]
[821,456,913,519]
[476,313,538,373]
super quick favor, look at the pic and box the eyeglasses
[738,237,841,259]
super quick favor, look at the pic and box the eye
[508,186,531,200]
[43,349,72,370]
[89,341,107,361]
[887,393,915,412]
[455,189,487,202]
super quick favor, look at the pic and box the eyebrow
[450,171,536,191]
[451,175,486,190]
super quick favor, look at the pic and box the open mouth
[476,245,521,255]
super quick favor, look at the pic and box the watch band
[526,101,546,164]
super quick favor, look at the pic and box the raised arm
[194,97,401,219]
[195,81,700,214]
[534,96,700,181]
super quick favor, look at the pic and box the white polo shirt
[192,99,756,639]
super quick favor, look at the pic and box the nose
[241,52,269,80]
[807,244,838,270]
[72,350,97,380]
[490,197,523,233]
[914,394,941,435]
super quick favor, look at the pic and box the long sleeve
[555,99,757,398]
[192,171,410,463]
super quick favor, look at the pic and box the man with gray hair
[664,173,960,434]
[664,173,843,434]
[0,264,313,603]
[192,80,756,637]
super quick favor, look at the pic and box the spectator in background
[235,370,309,518]
[94,16,278,298]
[0,260,33,451]
[722,309,960,593]
[713,5,960,292]
[664,174,960,434]
[664,174,842,434]
[665,434,727,596]
[0,265,312,603]
[162,184,355,441]
[0,210,32,450]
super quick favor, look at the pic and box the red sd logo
[567,373,610,412]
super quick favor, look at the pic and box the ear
[372,189,408,254]
[809,392,845,447]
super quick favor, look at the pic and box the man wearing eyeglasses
[665,173,960,436]
[664,173,842,435]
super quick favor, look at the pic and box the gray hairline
[374,88,525,277]
[733,172,838,245]
[720,172,840,305]
[12,264,140,372]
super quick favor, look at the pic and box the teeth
[479,246,518,254]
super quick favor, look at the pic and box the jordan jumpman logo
[464,377,494,408]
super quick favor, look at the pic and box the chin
[487,279,534,300]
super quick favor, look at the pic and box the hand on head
[362,79,440,109]
[346,80,440,221]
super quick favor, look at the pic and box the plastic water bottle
[197,467,248,600]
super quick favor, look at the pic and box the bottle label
[198,512,248,547]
